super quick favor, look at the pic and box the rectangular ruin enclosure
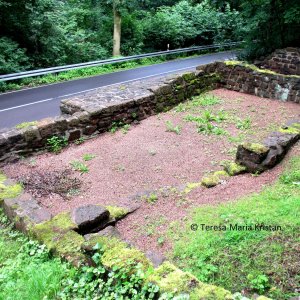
[1,61,300,299]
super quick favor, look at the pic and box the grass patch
[172,156,300,299]
[0,210,68,300]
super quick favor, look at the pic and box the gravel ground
[3,89,300,254]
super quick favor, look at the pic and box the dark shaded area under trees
[0,0,299,74]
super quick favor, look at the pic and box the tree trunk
[113,3,121,57]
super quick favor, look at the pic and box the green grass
[0,211,69,300]
[172,156,300,299]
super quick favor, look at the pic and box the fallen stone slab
[72,204,110,235]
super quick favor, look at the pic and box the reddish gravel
[2,89,300,254]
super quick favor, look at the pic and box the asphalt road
[0,51,236,129]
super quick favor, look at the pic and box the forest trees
[0,0,299,74]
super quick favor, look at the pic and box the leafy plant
[46,136,68,153]
[147,193,158,204]
[70,161,89,174]
[74,137,85,145]
[236,117,252,130]
[157,236,165,246]
[166,120,181,134]
[121,124,131,134]
[82,154,96,161]
[197,123,227,135]
[247,273,270,294]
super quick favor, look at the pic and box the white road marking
[0,64,202,113]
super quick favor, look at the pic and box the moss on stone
[105,205,129,220]
[0,174,23,201]
[15,121,38,129]
[279,126,300,135]
[147,262,194,293]
[101,245,152,271]
[147,262,233,299]
[190,284,233,300]
[54,230,84,255]
[242,142,269,154]
[184,182,202,194]
[213,170,229,178]
[222,161,247,176]
[84,235,127,251]
[31,212,77,249]
[201,174,220,188]
[31,212,84,263]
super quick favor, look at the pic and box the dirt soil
[3,89,300,254]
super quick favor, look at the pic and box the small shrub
[47,136,68,153]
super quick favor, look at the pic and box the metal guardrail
[0,41,242,81]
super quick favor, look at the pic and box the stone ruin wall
[0,60,299,165]
[256,47,300,76]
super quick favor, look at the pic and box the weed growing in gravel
[146,193,158,204]
[82,154,96,161]
[184,110,228,136]
[174,93,221,112]
[109,121,131,134]
[70,161,89,174]
[74,137,85,145]
[121,124,131,134]
[47,136,68,153]
[166,120,181,134]
[236,117,252,130]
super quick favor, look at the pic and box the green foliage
[0,37,30,74]
[235,117,251,130]
[82,154,96,161]
[46,136,68,153]
[74,137,85,145]
[142,0,242,50]
[70,160,89,174]
[58,250,160,300]
[172,156,300,299]
[166,120,181,134]
[239,0,300,59]
[0,209,68,300]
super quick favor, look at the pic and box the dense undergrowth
[0,210,161,299]
[172,155,300,299]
